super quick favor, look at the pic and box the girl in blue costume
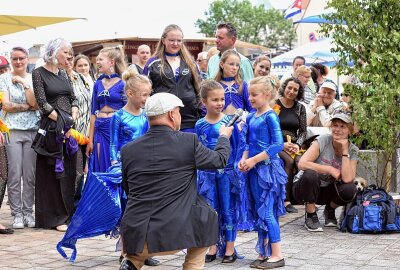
[196,80,248,264]
[110,68,151,262]
[238,75,287,269]
[57,69,152,263]
[86,46,127,172]
[214,49,253,115]
[110,69,151,165]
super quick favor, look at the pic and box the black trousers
[293,169,357,206]
[279,151,301,204]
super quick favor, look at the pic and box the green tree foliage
[195,0,296,49]
[320,0,400,188]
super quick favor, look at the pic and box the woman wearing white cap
[293,111,358,232]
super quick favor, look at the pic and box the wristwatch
[342,153,350,158]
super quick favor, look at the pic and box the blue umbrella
[293,14,346,25]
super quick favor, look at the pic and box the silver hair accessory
[270,78,276,88]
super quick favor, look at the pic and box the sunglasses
[340,93,350,97]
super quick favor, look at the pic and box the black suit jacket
[120,125,231,254]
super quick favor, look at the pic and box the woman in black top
[143,24,201,132]
[32,38,78,231]
[276,78,306,213]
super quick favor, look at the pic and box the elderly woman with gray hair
[0,46,40,229]
[32,38,79,231]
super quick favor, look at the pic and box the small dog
[338,177,368,229]
[354,176,368,192]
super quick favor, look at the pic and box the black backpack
[340,185,400,233]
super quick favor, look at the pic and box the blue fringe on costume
[92,117,112,173]
[249,159,287,257]
[57,163,125,262]
[196,115,251,256]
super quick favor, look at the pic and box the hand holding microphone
[225,109,243,127]
[219,109,244,138]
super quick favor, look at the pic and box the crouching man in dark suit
[119,93,233,270]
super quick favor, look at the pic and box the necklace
[221,76,235,82]
[165,52,180,57]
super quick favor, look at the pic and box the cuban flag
[284,0,302,19]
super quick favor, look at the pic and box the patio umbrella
[271,38,338,67]
[0,15,83,36]
[293,14,346,25]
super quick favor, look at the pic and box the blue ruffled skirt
[57,163,125,262]
[92,117,111,173]
[197,168,251,256]
[248,158,287,257]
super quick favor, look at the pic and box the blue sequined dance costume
[57,108,149,262]
[90,78,125,173]
[220,81,254,112]
[196,115,250,255]
[110,109,149,163]
[246,110,287,257]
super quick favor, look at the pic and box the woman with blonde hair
[143,24,201,133]
[294,65,315,105]
[253,55,272,78]
[86,46,127,172]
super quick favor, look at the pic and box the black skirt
[35,149,76,229]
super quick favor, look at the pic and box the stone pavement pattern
[1,200,400,269]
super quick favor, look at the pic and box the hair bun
[122,67,139,82]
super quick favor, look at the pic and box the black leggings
[293,169,357,206]
[279,151,301,204]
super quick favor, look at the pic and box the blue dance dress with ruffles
[57,108,149,262]
[246,110,287,257]
[196,115,252,256]
[110,109,149,163]
[220,81,254,112]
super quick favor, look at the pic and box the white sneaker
[12,214,24,229]
[56,224,68,232]
[23,213,35,228]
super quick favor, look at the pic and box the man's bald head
[137,44,151,66]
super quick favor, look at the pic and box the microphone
[226,109,244,127]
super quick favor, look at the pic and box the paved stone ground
[1,198,400,270]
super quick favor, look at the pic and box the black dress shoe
[205,254,217,263]
[257,258,285,269]
[222,252,237,263]
[0,228,14,234]
[250,258,268,268]
[285,204,298,213]
[144,257,160,266]
[120,258,138,270]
